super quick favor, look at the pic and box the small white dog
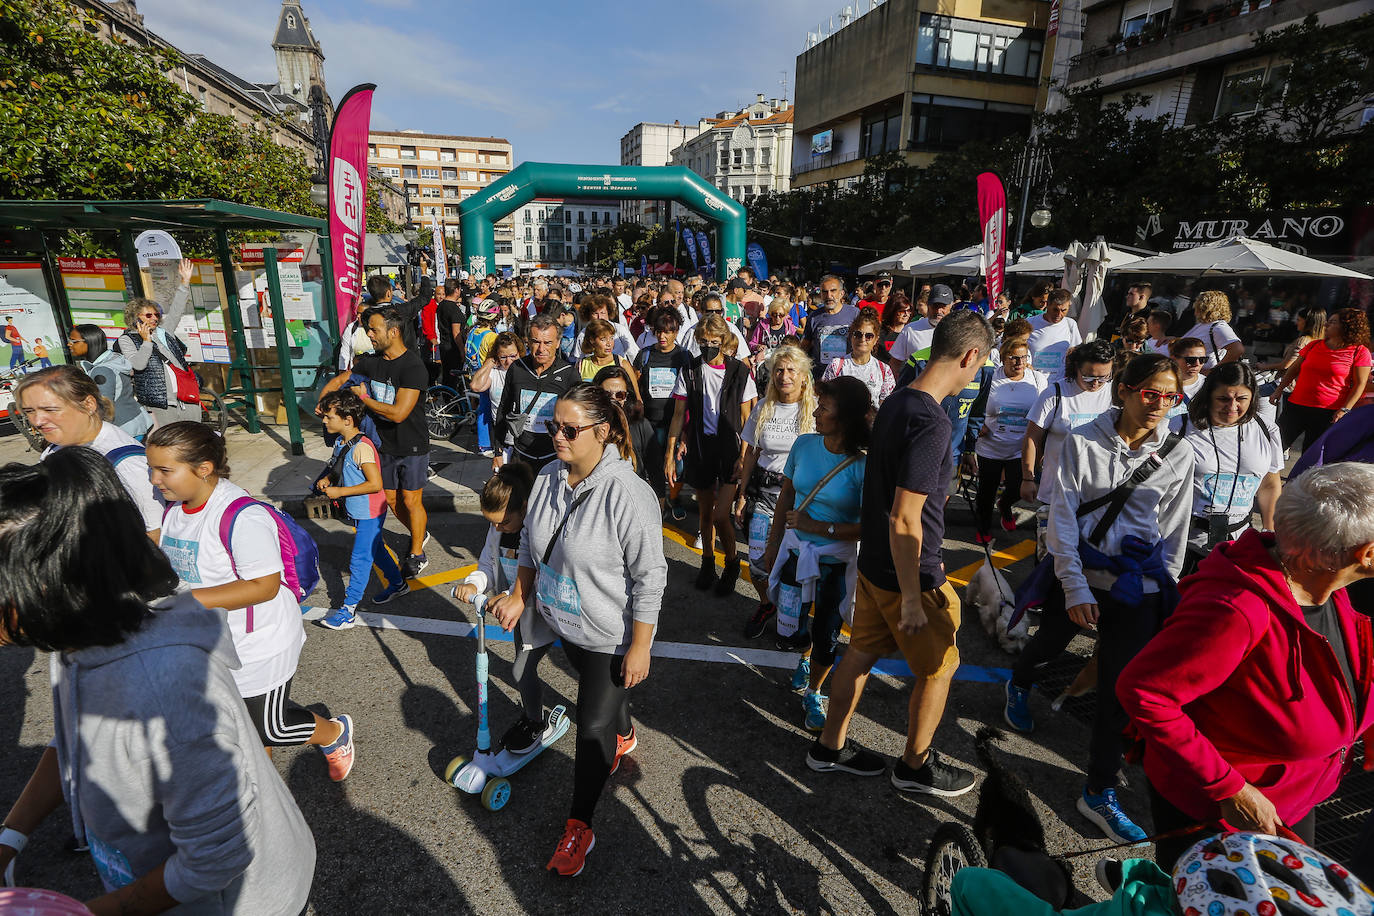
[964,561,1029,652]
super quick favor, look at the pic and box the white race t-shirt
[810,304,860,364]
[682,319,750,358]
[1027,380,1114,503]
[1185,320,1241,369]
[1026,315,1082,377]
[159,480,305,697]
[43,422,165,532]
[1185,418,1283,523]
[976,368,1050,462]
[671,362,758,436]
[888,318,936,365]
[1170,374,1207,419]
[741,400,803,473]
[822,356,895,405]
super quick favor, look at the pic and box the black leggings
[1279,400,1336,454]
[1149,781,1316,873]
[1011,585,1166,791]
[779,554,848,673]
[241,678,317,747]
[562,643,632,825]
[974,456,1023,536]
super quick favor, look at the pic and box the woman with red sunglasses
[1003,353,1195,848]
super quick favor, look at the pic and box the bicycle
[426,368,478,440]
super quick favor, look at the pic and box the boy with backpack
[316,390,408,629]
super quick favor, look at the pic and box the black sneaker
[743,602,776,639]
[694,557,718,591]
[502,715,544,755]
[713,561,739,597]
[1095,858,1124,895]
[775,629,811,652]
[403,552,429,578]
[890,749,977,797]
[806,739,886,776]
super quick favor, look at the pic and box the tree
[0,0,317,214]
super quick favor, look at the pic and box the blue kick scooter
[444,594,570,811]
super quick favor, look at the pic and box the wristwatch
[827,523,836,536]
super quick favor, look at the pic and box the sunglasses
[1005,354,1030,363]
[1124,384,1184,406]
[605,389,629,401]
[1180,356,1207,366]
[850,330,876,341]
[703,308,724,315]
[1079,374,1112,388]
[544,420,599,441]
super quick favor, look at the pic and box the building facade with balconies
[668,96,795,213]
[791,0,1048,189]
[368,131,515,269]
[1061,0,1367,125]
[619,121,703,227]
[514,199,620,271]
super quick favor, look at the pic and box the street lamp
[1011,135,1053,263]
[309,174,328,209]
[1030,206,1053,229]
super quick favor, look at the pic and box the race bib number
[536,562,583,633]
[1032,350,1062,372]
[89,833,135,891]
[519,390,558,426]
[160,536,202,584]
[1201,472,1261,512]
[497,555,518,591]
[819,327,847,362]
[368,379,398,405]
[996,407,1029,434]
[648,367,677,399]
[776,581,803,637]
[748,509,773,562]
[1066,410,1097,431]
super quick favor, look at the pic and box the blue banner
[617,259,626,277]
[682,225,700,271]
[640,254,648,276]
[746,242,768,282]
[696,230,712,270]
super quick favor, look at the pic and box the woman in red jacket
[1117,461,1374,871]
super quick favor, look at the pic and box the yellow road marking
[945,539,1037,588]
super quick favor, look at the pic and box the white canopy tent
[1113,236,1372,279]
[1006,243,1150,276]
[904,244,1063,278]
[858,245,945,275]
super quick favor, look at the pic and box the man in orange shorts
[805,310,993,797]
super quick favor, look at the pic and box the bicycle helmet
[1174,833,1374,916]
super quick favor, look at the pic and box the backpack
[218,496,321,606]
[465,326,495,374]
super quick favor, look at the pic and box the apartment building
[791,0,1048,188]
[368,131,516,269]
[669,96,795,210]
[513,199,621,271]
[618,121,702,227]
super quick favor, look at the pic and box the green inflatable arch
[458,162,746,281]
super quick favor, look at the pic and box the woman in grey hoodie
[0,448,314,915]
[489,382,667,878]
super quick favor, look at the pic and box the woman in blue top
[760,376,871,734]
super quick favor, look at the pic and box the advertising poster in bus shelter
[236,245,311,348]
[0,260,66,372]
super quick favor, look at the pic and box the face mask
[700,345,721,363]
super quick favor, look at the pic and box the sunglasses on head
[1124,383,1184,406]
[1181,355,1207,365]
[544,419,598,441]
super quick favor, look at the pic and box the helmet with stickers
[1174,833,1374,916]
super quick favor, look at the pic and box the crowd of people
[2,259,1373,912]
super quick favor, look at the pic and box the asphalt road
[3,475,1130,915]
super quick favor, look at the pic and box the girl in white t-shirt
[1182,290,1244,371]
[821,307,895,406]
[147,422,356,780]
[1020,339,1117,506]
[972,337,1048,541]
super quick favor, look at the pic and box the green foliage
[0,0,317,215]
[584,221,676,268]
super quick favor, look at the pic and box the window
[496,242,512,255]
[459,151,476,162]
[402,165,418,179]
[380,166,400,177]
[578,228,586,241]
[440,150,456,162]
[578,211,586,224]
[1216,67,1268,116]
[444,188,459,198]
[564,210,573,223]
[442,168,457,180]
[421,187,441,198]
[368,144,377,157]
[419,149,438,161]
[1120,0,1173,39]
[523,212,531,223]
[378,147,398,159]
[910,95,1034,150]
[459,170,476,181]
[565,228,572,241]
[720,148,730,169]
[861,100,905,157]
[538,209,545,220]
[538,227,546,240]
[445,206,461,217]
[591,212,599,225]
[540,245,547,260]
[526,245,534,259]
[733,149,743,166]
[400,146,416,158]
[525,228,533,240]
[761,147,771,168]
[916,14,1043,80]
[420,168,440,179]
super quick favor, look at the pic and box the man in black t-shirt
[806,311,993,798]
[322,304,432,580]
[492,314,580,471]
[435,277,466,387]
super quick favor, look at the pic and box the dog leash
[956,467,1014,607]
[1057,821,1303,860]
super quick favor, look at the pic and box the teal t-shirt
[783,433,866,545]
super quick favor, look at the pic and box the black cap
[727,278,750,292]
[930,283,955,306]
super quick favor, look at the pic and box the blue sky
[134,0,846,164]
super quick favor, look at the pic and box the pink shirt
[1291,340,1371,409]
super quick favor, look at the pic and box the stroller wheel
[921,822,987,916]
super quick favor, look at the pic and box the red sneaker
[546,818,595,876]
[1000,516,1019,532]
[974,531,994,545]
[322,714,355,782]
[609,725,637,776]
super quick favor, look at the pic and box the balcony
[792,149,861,177]
[1067,0,1320,86]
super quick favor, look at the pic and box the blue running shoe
[371,580,410,605]
[1077,787,1147,845]
[802,692,827,733]
[1003,681,1034,733]
[790,656,811,692]
[318,605,357,630]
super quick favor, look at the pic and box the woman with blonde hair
[1182,289,1245,371]
[736,345,817,640]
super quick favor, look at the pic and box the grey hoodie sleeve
[162,284,192,332]
[117,333,156,371]
[618,481,667,627]
[1048,432,1094,609]
[464,525,500,595]
[158,726,259,902]
[1158,446,1196,582]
